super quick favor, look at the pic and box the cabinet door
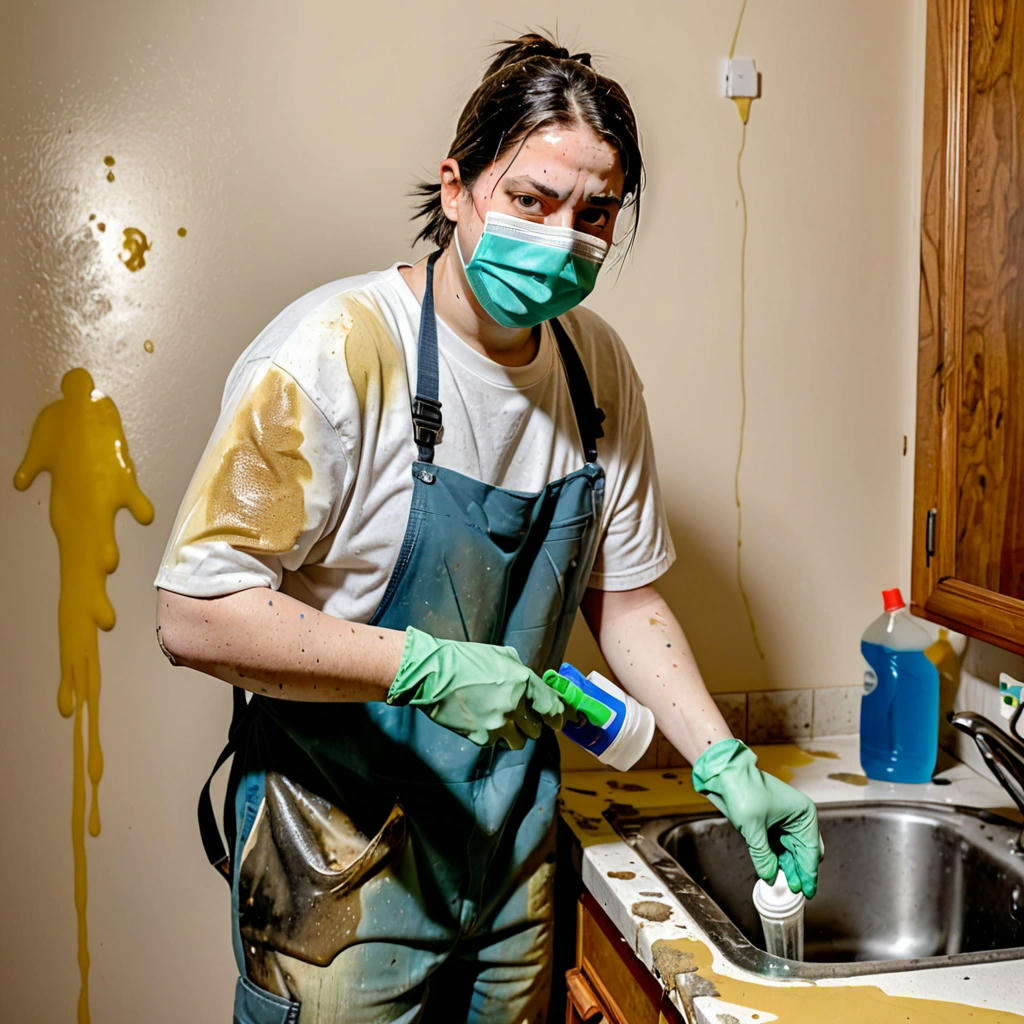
[914,0,1024,654]
[572,893,684,1024]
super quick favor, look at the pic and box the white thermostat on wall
[724,58,759,98]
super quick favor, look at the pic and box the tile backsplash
[559,685,863,771]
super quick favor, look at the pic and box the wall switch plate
[724,57,759,98]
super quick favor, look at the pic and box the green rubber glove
[386,626,566,749]
[692,739,821,899]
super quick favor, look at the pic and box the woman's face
[442,123,626,258]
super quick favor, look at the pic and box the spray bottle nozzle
[542,669,613,727]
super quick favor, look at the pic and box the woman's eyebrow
[502,175,623,206]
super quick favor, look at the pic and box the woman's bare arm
[156,587,405,701]
[581,584,732,764]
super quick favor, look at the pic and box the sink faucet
[949,705,1024,846]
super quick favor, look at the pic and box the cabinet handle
[565,968,605,1021]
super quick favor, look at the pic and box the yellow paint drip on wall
[14,368,154,1024]
[656,937,1024,1023]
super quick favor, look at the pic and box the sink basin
[612,801,1024,979]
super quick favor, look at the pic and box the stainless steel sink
[612,801,1024,979]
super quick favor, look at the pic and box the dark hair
[412,33,644,254]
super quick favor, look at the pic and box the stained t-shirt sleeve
[154,357,348,597]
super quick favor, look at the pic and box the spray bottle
[543,663,656,771]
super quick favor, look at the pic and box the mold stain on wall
[14,368,154,1024]
[119,226,150,272]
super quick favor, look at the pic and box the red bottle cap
[882,588,905,612]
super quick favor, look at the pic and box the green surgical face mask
[456,211,609,329]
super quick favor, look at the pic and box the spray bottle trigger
[542,670,614,728]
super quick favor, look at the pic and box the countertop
[559,736,1024,1024]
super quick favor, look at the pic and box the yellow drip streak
[728,0,749,59]
[14,368,153,1024]
[733,117,764,660]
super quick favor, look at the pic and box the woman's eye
[515,195,542,212]
[578,208,610,229]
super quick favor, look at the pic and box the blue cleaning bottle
[859,588,939,783]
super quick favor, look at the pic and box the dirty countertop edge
[559,735,1024,1024]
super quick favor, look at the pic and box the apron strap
[411,251,444,463]
[197,685,249,885]
[550,317,606,465]
[411,250,605,464]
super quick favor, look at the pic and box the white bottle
[544,663,656,771]
[752,869,805,960]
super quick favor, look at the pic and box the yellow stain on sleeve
[14,367,154,1024]
[340,295,404,416]
[654,937,1024,1023]
[168,366,312,559]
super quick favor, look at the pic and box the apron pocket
[238,771,407,966]
[233,975,300,1024]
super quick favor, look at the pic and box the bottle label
[862,668,878,696]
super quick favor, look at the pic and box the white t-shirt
[155,264,675,622]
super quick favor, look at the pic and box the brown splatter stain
[607,870,636,880]
[14,368,153,1024]
[96,223,106,233]
[632,900,672,923]
[143,340,154,354]
[805,749,841,760]
[565,786,598,796]
[106,171,114,183]
[648,937,1024,1022]
[340,296,404,415]
[607,779,648,792]
[652,940,720,1003]
[103,155,115,166]
[119,227,150,272]
[828,772,870,787]
[606,801,639,817]
[177,227,187,237]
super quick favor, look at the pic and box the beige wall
[2,1,931,1019]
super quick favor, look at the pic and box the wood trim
[918,579,1024,655]
[914,0,970,604]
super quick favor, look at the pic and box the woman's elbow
[155,588,202,667]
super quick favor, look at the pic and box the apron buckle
[411,395,444,460]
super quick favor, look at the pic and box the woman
[155,34,820,1024]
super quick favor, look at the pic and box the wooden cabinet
[565,892,685,1024]
[913,0,1024,654]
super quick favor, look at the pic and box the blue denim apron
[217,253,606,1023]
